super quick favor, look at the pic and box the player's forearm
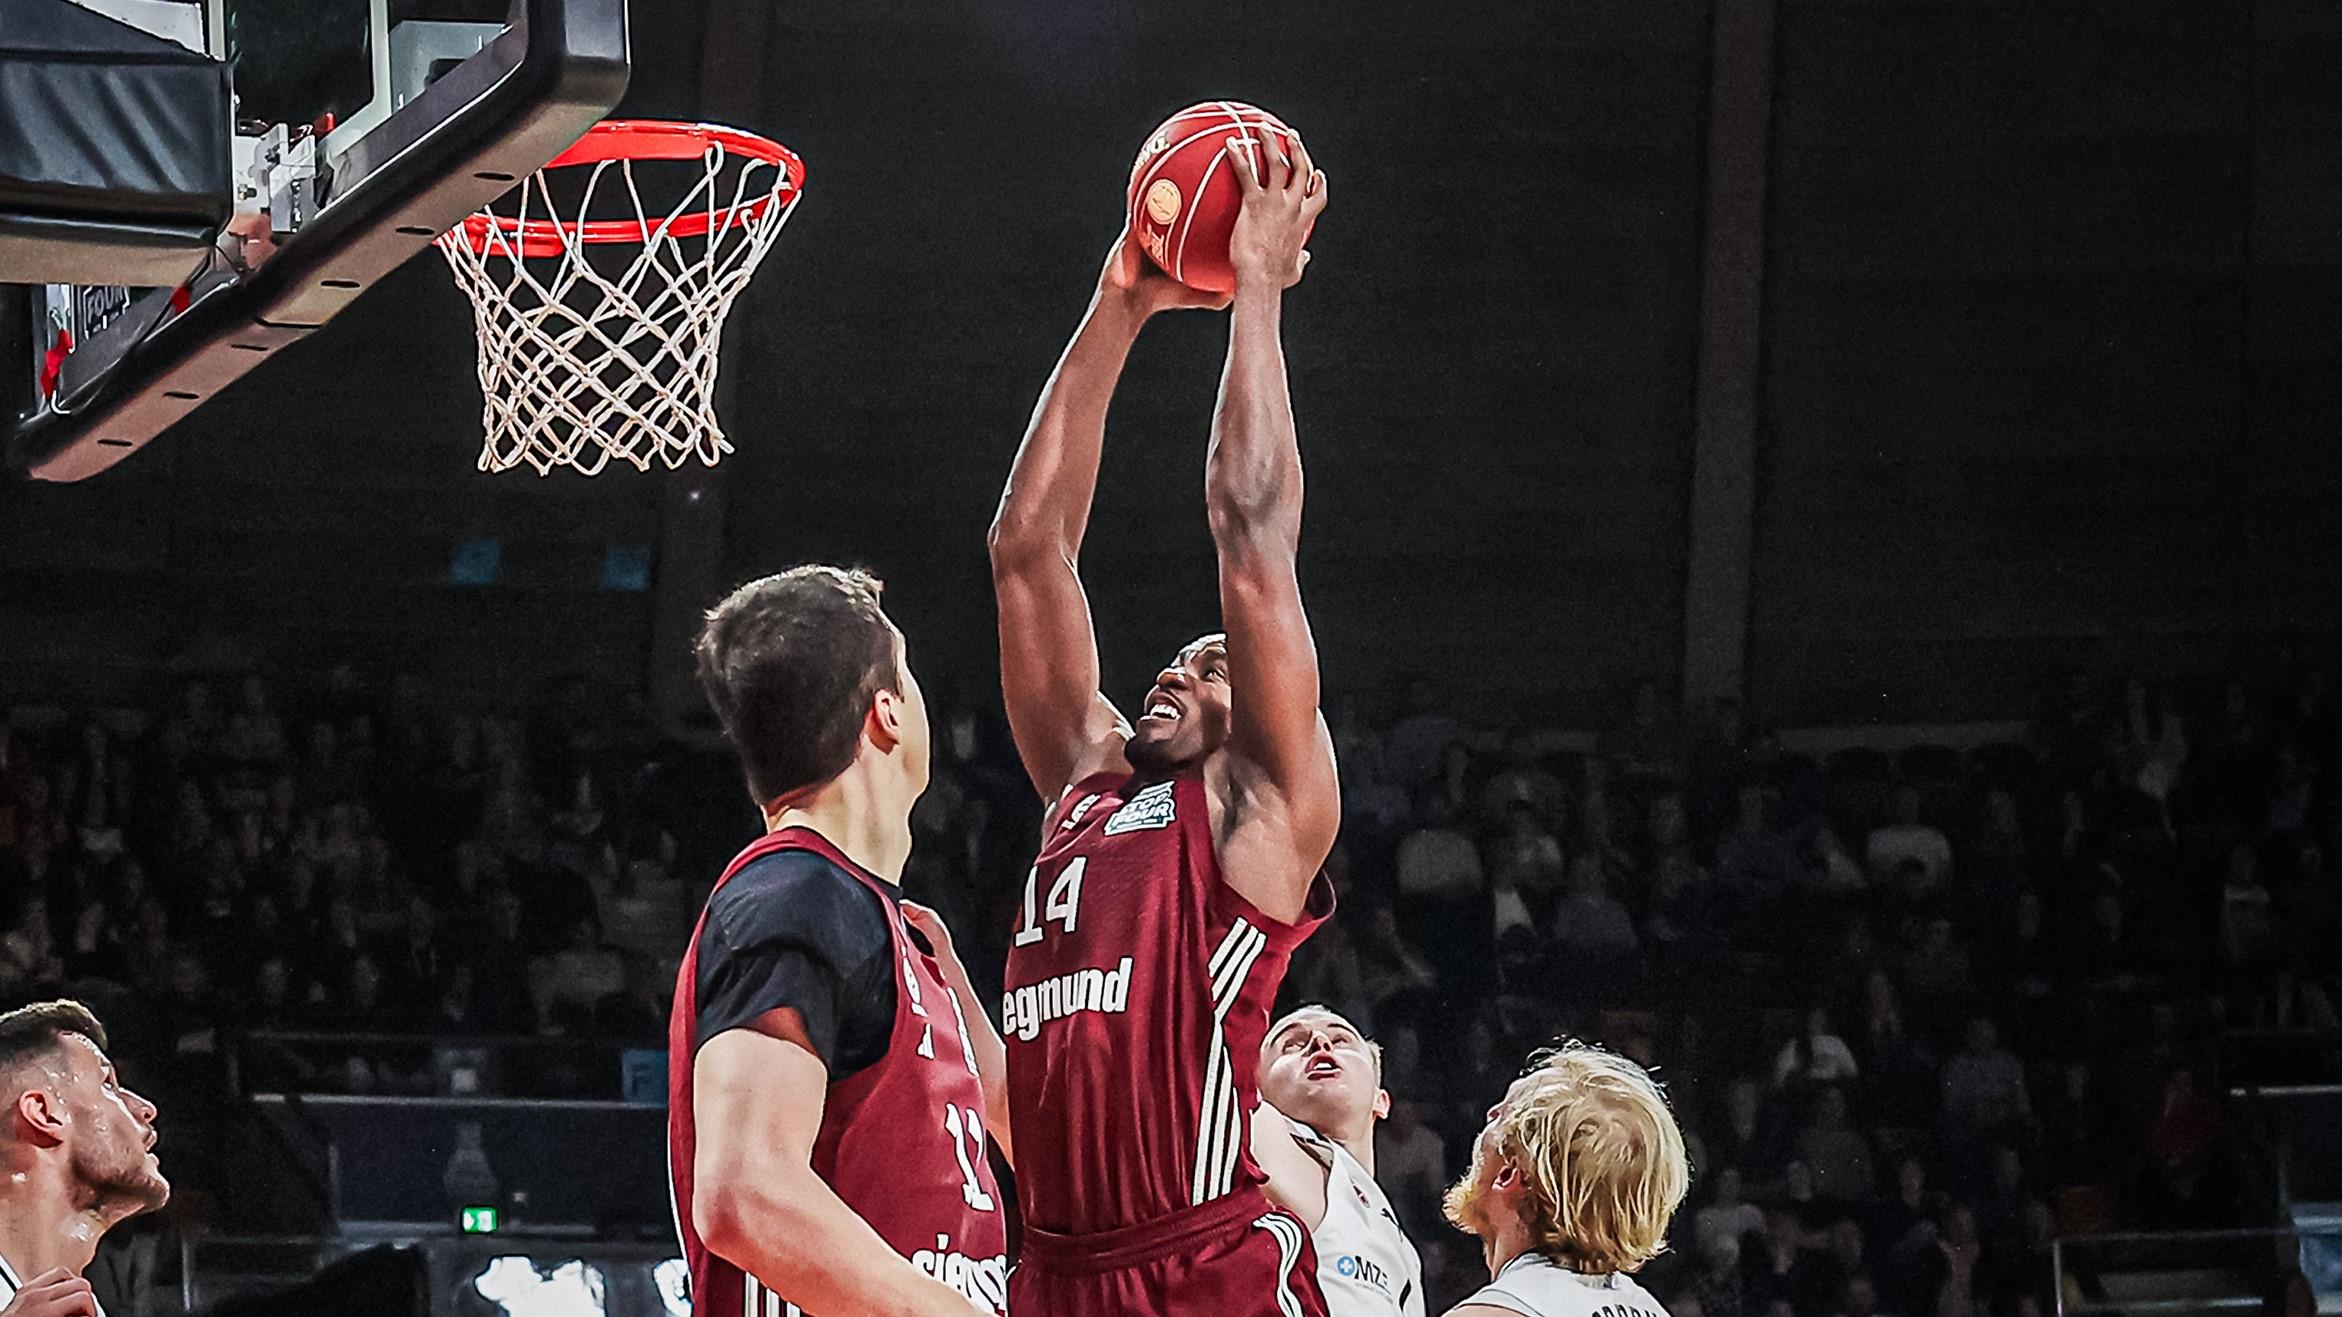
[989,293,1148,567]
[698,1169,976,1317]
[1205,285,1302,553]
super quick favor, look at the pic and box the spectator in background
[1941,1017,2031,1140]
[1718,785,1798,914]
[1776,1007,1860,1089]
[1551,852,1640,972]
[1795,1087,1876,1207]
[1478,728,1568,827]
[1384,676,1465,790]
[1867,785,1953,893]
[2219,844,2277,972]
[1695,1166,1768,1258]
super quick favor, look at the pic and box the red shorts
[1011,1189,1327,1317]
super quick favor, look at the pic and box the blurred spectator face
[349,955,383,1009]
[1845,1276,1878,1317]
[1898,1156,1926,1203]
[2091,892,2124,940]
[1945,1204,1978,1248]
[239,675,269,714]
[1783,1161,1814,1201]
[1703,1236,1740,1279]
[1382,1024,1422,1087]
[2023,1199,2055,1247]
[1439,742,1472,784]
[1986,789,2020,836]
[1992,1145,2023,1193]
[1728,1078,1761,1130]
[169,953,208,1000]
[1767,1207,1804,1248]
[256,958,290,1009]
[1505,802,1542,841]
[1716,1166,1744,1204]
[1829,1221,1864,1269]
[1806,1007,1834,1040]
[1567,854,1606,897]
[1965,1017,1998,1054]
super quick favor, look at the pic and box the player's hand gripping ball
[1127,102,1316,296]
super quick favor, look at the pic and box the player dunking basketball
[669,567,1007,1317]
[987,133,1337,1314]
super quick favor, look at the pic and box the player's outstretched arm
[989,226,1227,802]
[1249,1101,1332,1229]
[1207,136,1339,922]
[902,900,1013,1167]
[1444,1306,1525,1317]
[693,1013,981,1317]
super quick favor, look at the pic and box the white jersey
[1462,1254,1669,1317]
[1288,1119,1425,1317]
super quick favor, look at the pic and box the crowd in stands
[1,661,2336,1315]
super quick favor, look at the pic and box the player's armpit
[1248,1102,1330,1230]
[692,1015,978,1317]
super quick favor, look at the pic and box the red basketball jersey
[1003,770,1332,1234]
[669,828,1009,1316]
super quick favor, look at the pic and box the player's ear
[1371,1088,1392,1121]
[867,686,903,752]
[12,1083,68,1147]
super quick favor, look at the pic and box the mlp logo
[1103,780,1177,836]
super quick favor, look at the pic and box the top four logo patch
[1102,780,1177,836]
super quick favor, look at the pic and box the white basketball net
[437,135,798,475]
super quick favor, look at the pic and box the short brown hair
[1491,1042,1689,1274]
[695,566,900,805]
[0,1000,107,1074]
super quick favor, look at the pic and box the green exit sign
[460,1206,500,1234]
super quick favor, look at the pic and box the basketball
[1126,101,1309,295]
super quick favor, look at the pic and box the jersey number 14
[1011,857,1087,947]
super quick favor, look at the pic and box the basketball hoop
[436,120,803,475]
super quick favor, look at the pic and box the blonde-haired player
[1441,1042,1689,1317]
[1253,1006,1425,1317]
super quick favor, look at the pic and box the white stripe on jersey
[1255,1211,1307,1317]
[1192,919,1268,1204]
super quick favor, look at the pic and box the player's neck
[765,765,914,885]
[1337,1121,1376,1175]
[1481,1216,1537,1282]
[0,1164,112,1281]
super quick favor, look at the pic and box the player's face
[1443,1075,1533,1242]
[883,621,932,795]
[1259,1012,1383,1130]
[1127,635,1233,773]
[59,1036,169,1213]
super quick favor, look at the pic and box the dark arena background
[1,0,2339,1314]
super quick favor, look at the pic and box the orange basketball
[1127,101,1308,296]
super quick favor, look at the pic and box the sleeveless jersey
[1462,1255,1672,1317]
[1004,769,1332,1233]
[1287,1119,1425,1317]
[668,828,1008,1316]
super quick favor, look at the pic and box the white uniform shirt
[1288,1120,1425,1317]
[1462,1253,1670,1317]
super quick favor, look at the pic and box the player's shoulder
[707,846,889,946]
